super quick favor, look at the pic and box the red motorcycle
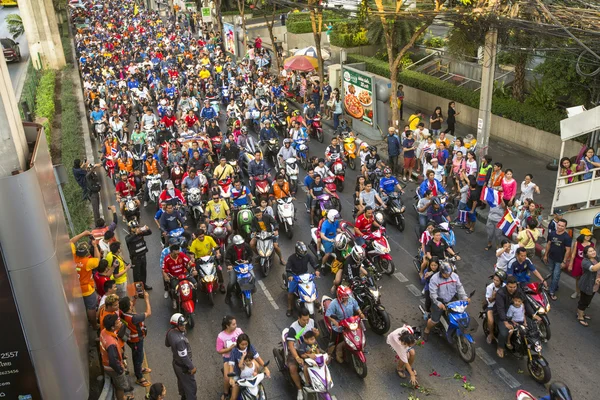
[211,136,222,159]
[171,273,197,328]
[195,254,220,306]
[523,278,552,341]
[322,175,342,211]
[253,174,271,204]
[329,153,346,192]
[217,177,233,202]
[320,296,368,378]
[170,162,184,189]
[103,154,116,182]
[363,226,395,275]
[309,114,324,143]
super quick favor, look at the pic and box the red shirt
[94,273,111,297]
[115,178,136,197]
[161,115,177,128]
[162,253,191,276]
[355,214,374,236]
[185,114,198,128]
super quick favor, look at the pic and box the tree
[5,14,24,40]
[308,0,325,96]
[260,0,282,75]
[237,0,248,49]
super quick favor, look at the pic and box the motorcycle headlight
[202,274,214,282]
[373,241,390,253]
[258,248,266,257]
[303,294,316,302]
[400,206,406,213]
[344,336,357,351]
[369,288,379,299]
[534,343,542,353]
[181,284,191,296]
[537,306,546,315]
[546,304,551,312]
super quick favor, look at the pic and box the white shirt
[496,244,519,272]
[485,282,504,307]
[423,163,445,181]
[466,159,477,176]
[520,181,537,201]
[314,165,332,178]
[507,304,525,323]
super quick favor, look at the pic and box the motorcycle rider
[141,108,158,129]
[271,173,295,207]
[379,167,405,196]
[319,209,341,265]
[426,196,451,224]
[189,229,226,293]
[213,156,235,182]
[418,169,446,198]
[248,150,270,195]
[250,206,285,265]
[117,148,134,175]
[277,138,297,167]
[159,202,189,242]
[325,285,366,363]
[422,228,460,276]
[332,245,369,294]
[358,180,385,216]
[115,171,140,221]
[484,270,506,345]
[181,168,201,192]
[162,244,197,309]
[285,307,320,400]
[285,241,320,316]
[224,235,254,304]
[540,382,572,400]
[159,181,186,207]
[90,104,106,126]
[362,146,380,178]
[207,118,222,139]
[353,206,382,246]
[200,99,218,121]
[423,263,470,341]
[205,190,232,234]
[221,139,240,163]
[324,137,343,169]
[165,313,197,400]
[259,120,278,158]
[125,220,153,290]
[506,247,547,285]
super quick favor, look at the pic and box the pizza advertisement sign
[342,68,374,126]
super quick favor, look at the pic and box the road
[91,112,599,400]
[0,6,30,94]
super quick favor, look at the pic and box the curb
[98,374,114,400]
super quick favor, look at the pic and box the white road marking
[495,367,521,389]
[419,298,425,305]
[406,284,422,297]
[257,280,280,310]
[476,347,497,366]
[394,271,408,282]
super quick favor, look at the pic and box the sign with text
[0,244,42,399]
[201,7,212,22]
[342,68,374,126]
[223,22,236,57]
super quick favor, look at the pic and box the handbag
[327,98,334,107]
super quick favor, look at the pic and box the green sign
[201,7,211,17]
[342,68,374,126]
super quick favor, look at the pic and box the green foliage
[330,22,369,48]
[446,18,486,60]
[35,70,57,143]
[4,13,24,40]
[366,16,420,55]
[346,53,562,133]
[525,79,556,110]
[423,36,446,48]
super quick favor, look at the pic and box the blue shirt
[164,86,176,97]
[325,298,360,332]
[321,220,339,240]
[304,175,314,190]
[507,257,536,283]
[231,186,251,207]
[583,155,600,180]
[379,176,399,194]
[260,127,276,142]
[91,110,105,122]
[228,344,259,376]
[127,80,139,90]
[159,247,170,269]
[387,134,401,157]
[200,106,217,120]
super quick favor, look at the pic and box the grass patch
[34,69,57,143]
[60,67,93,233]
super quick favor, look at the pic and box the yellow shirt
[517,229,539,250]
[190,236,218,258]
[105,252,127,285]
[408,114,421,131]
[206,200,229,220]
[213,164,234,180]
[199,69,211,79]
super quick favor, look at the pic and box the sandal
[396,369,407,378]
[549,294,558,301]
[286,309,293,317]
[496,348,504,358]
[221,393,229,400]
[578,318,589,327]
[141,368,152,374]
[136,378,151,387]
[484,245,492,251]
[583,315,592,320]
[466,229,474,234]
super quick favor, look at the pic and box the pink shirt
[452,158,466,174]
[501,178,517,200]
[216,328,244,359]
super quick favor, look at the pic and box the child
[297,330,325,385]
[421,257,440,319]
[238,350,259,379]
[506,294,526,349]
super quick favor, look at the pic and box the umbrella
[284,55,318,71]
[294,46,331,61]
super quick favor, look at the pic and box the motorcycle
[275,197,295,239]
[363,226,395,276]
[235,205,254,243]
[186,187,204,228]
[523,278,552,342]
[349,276,390,335]
[227,363,270,400]
[274,330,338,400]
[319,296,368,378]
[196,254,219,306]
[210,219,229,261]
[255,230,275,277]
[377,191,406,231]
[121,195,140,223]
[146,174,163,206]
[103,154,117,182]
[264,138,279,168]
[233,262,256,318]
[308,114,324,143]
[131,143,146,171]
[217,177,233,202]
[480,309,551,384]
[438,221,456,248]
[420,290,478,363]
[93,120,107,141]
[341,134,358,170]
[170,163,184,189]
[293,138,309,170]
[328,154,346,192]
[211,135,223,159]
[253,174,271,204]
[274,112,287,137]
[170,272,197,328]
[282,157,299,194]
[166,227,188,249]
[283,273,318,317]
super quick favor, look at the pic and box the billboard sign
[342,68,374,126]
[223,22,236,57]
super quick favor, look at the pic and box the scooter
[515,390,538,400]
[253,175,271,205]
[93,120,107,141]
[121,195,140,223]
[275,197,295,239]
[146,174,163,206]
[274,112,287,137]
[227,363,270,400]
[131,143,146,171]
[236,205,254,242]
[210,219,229,261]
[274,330,337,400]
[282,273,318,317]
[233,262,256,317]
[170,272,196,328]
[328,154,346,192]
[319,296,368,378]
[523,278,552,342]
[293,137,309,170]
[480,309,551,383]
[255,231,275,277]
[349,276,390,335]
[308,114,324,143]
[211,136,223,159]
[420,290,477,363]
[196,254,219,306]
[186,187,204,228]
[341,134,357,170]
[166,227,188,249]
[217,177,233,202]
[378,191,406,231]
[322,176,342,212]
[283,157,299,194]
[264,138,279,167]
[170,163,184,189]
[363,226,395,275]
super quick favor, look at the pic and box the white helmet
[232,235,245,246]
[350,245,365,263]
[170,313,186,327]
[327,209,339,222]
[334,233,348,251]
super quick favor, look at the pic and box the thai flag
[457,209,468,224]
[480,187,501,208]
[497,210,518,237]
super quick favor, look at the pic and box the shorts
[430,302,444,323]
[403,157,416,169]
[287,278,299,293]
[525,248,535,259]
[105,369,132,392]
[322,240,334,254]
[83,291,99,310]
[464,206,477,222]
[286,352,300,369]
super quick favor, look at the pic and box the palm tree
[5,14,24,40]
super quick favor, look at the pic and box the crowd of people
[65,1,588,400]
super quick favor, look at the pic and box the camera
[134,281,145,299]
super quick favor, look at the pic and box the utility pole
[476,27,498,157]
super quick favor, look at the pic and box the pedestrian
[148,383,167,400]
[429,107,443,135]
[120,292,152,387]
[165,313,197,400]
[568,228,593,299]
[311,83,321,111]
[387,325,418,386]
[444,101,459,135]
[407,110,422,131]
[125,221,153,290]
[73,158,90,201]
[216,315,244,400]
[543,218,572,301]
[331,89,343,130]
[387,127,402,176]
[485,201,505,251]
[86,162,103,222]
[105,241,131,299]
[501,169,517,207]
[402,130,416,182]
[576,245,600,327]
[519,173,541,202]
[322,79,332,118]
[280,12,286,26]
[396,84,404,121]
[517,218,540,259]
[70,230,101,330]
[100,314,133,400]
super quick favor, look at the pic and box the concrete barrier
[98,374,114,400]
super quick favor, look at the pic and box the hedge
[34,70,57,142]
[286,11,345,34]
[329,22,369,48]
[346,54,561,134]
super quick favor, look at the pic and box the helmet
[232,235,245,246]
[336,285,352,303]
[295,241,308,257]
[283,138,291,145]
[292,110,299,117]
[549,382,572,400]
[351,245,365,263]
[494,270,507,282]
[440,262,453,275]
[128,220,139,230]
[75,242,90,257]
[431,196,441,206]
[241,126,248,133]
[170,313,186,327]
[384,167,392,175]
[120,170,128,176]
[334,233,348,251]
[326,209,339,222]
[368,146,377,152]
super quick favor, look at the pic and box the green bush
[346,54,561,134]
[329,21,369,48]
[34,70,57,142]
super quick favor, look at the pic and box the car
[1,38,21,63]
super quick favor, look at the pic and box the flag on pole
[457,209,468,224]
[497,209,518,237]
[134,4,139,15]
[480,187,501,208]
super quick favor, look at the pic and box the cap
[553,208,565,216]
[580,228,593,236]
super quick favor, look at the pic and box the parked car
[1,38,21,63]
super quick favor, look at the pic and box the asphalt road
[0,7,30,93]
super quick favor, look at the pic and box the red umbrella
[284,55,317,71]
